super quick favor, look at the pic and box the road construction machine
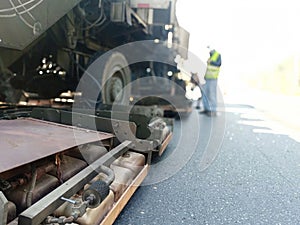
[0,0,190,224]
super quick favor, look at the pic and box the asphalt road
[114,103,300,225]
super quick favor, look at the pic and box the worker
[201,48,222,116]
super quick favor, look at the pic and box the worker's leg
[207,79,217,112]
[201,83,209,111]
[202,79,217,112]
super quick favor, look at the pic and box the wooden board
[158,132,173,156]
[100,165,149,225]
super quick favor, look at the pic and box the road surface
[115,99,300,224]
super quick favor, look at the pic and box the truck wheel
[101,52,131,104]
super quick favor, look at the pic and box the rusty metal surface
[0,118,114,173]
[19,141,131,225]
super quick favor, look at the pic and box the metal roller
[82,180,109,209]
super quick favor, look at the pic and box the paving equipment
[0,0,190,224]
[0,0,190,107]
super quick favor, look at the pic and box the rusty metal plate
[0,118,114,173]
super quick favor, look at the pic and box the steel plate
[0,118,114,173]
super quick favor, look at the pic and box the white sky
[176,0,300,77]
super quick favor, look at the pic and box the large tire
[101,52,131,105]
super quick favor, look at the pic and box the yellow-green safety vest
[210,51,220,63]
[204,65,220,79]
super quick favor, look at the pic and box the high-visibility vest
[210,51,220,64]
[204,65,220,79]
[205,51,221,79]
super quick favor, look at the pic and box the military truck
[0,0,190,224]
[0,0,189,105]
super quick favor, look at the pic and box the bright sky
[176,0,300,78]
